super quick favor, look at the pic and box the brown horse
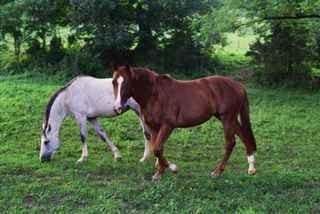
[112,65,257,180]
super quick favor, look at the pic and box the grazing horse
[112,66,257,180]
[39,76,151,163]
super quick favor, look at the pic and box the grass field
[1,74,320,213]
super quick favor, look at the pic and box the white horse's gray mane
[43,76,83,134]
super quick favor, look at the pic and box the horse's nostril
[40,155,51,162]
[114,106,122,114]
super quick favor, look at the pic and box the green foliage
[196,0,320,84]
[0,0,221,75]
[69,0,219,72]
[0,1,26,61]
[2,0,320,83]
[1,75,320,212]
[47,36,65,64]
[248,21,314,84]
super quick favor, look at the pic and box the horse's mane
[132,67,158,77]
[132,67,173,82]
[43,76,80,133]
[130,67,175,102]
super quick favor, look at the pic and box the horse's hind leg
[88,118,121,160]
[75,114,88,163]
[211,117,236,177]
[234,121,256,175]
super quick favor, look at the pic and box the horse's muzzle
[114,106,123,115]
[40,154,52,162]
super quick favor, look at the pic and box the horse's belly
[176,105,213,128]
[87,98,117,117]
[176,114,212,128]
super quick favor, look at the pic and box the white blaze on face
[114,76,124,111]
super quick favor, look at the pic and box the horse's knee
[144,131,151,140]
[225,140,235,150]
[153,148,161,157]
[80,133,86,143]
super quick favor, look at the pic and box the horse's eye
[44,140,49,145]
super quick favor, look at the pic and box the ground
[1,74,320,213]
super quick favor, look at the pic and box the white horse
[39,76,151,163]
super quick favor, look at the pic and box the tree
[0,1,26,62]
[69,0,219,71]
[196,0,320,83]
[24,0,70,50]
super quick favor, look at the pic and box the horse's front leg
[139,118,152,162]
[89,118,121,160]
[151,124,176,181]
[126,99,151,162]
[75,114,88,163]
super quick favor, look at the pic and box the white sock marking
[247,154,256,174]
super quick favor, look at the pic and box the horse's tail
[239,92,257,154]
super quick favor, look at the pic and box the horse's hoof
[114,153,122,160]
[248,168,256,175]
[139,157,146,162]
[76,157,87,164]
[152,172,162,181]
[168,163,178,173]
[211,169,222,177]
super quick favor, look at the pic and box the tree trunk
[40,30,47,50]
[13,35,21,63]
[135,3,156,56]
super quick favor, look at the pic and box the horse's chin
[40,155,52,162]
[114,107,123,115]
[40,152,55,162]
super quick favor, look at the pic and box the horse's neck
[48,92,67,136]
[132,72,157,108]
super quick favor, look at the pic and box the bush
[247,22,314,85]
[46,36,65,64]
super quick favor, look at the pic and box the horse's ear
[110,61,118,73]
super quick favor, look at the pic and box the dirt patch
[23,195,35,207]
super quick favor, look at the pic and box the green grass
[1,75,320,213]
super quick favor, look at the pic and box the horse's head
[39,123,60,162]
[112,65,134,114]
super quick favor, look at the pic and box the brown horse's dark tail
[239,93,257,155]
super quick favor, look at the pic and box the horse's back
[65,76,116,117]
